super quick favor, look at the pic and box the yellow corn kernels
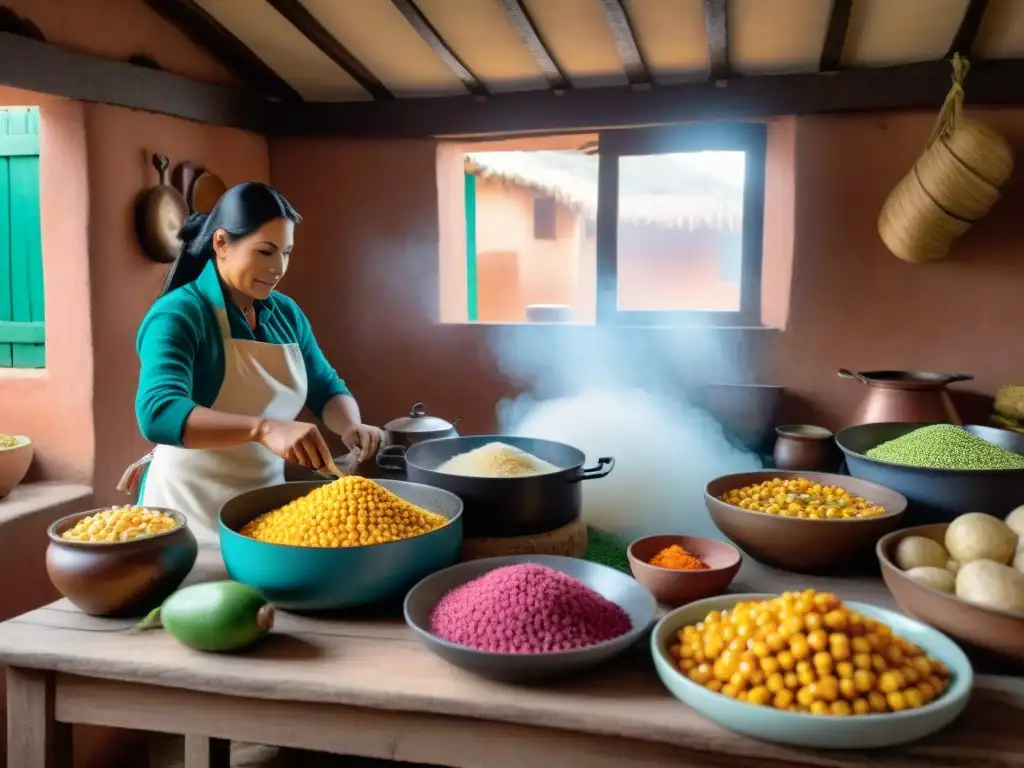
[62,506,178,543]
[721,477,887,519]
[240,476,448,548]
[668,590,952,715]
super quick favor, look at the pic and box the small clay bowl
[46,507,198,618]
[704,470,907,574]
[878,524,1024,666]
[627,535,741,606]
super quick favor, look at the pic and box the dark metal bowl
[403,554,656,682]
[836,423,1024,525]
[377,435,614,538]
[46,507,197,618]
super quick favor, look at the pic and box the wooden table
[2,549,1022,768]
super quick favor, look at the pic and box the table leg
[184,735,230,768]
[6,667,71,768]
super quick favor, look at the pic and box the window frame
[594,122,767,328]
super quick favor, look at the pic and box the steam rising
[492,324,761,542]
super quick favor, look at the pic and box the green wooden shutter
[0,107,45,368]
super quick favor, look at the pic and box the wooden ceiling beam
[0,31,270,130]
[272,58,1024,138]
[947,0,989,58]
[264,0,392,101]
[498,0,571,93]
[599,0,652,88]
[819,0,852,72]
[389,0,488,97]
[703,0,731,80]
[140,0,301,103]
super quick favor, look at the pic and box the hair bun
[178,212,208,239]
[177,212,210,256]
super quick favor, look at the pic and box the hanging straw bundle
[878,55,1014,264]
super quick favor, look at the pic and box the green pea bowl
[836,422,1024,525]
[651,593,973,750]
[219,479,463,611]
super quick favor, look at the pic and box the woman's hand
[256,419,334,471]
[341,423,383,463]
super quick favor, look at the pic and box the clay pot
[46,507,197,617]
[627,535,741,606]
[0,435,33,498]
[704,471,907,574]
[773,424,838,472]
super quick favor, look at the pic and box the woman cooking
[122,181,381,545]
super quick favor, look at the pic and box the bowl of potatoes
[877,508,1024,665]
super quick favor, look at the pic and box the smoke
[490,322,762,542]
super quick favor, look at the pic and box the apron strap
[117,450,155,497]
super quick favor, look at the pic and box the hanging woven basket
[878,55,1015,264]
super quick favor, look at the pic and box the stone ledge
[0,481,93,524]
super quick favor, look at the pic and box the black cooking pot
[382,402,459,449]
[377,435,614,538]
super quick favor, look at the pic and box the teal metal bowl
[651,593,973,749]
[219,480,463,611]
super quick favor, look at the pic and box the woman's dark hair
[161,182,301,296]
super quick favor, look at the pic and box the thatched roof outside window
[465,150,744,231]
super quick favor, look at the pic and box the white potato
[894,536,949,571]
[904,566,956,593]
[955,559,1024,613]
[945,512,1018,565]
[1005,505,1024,538]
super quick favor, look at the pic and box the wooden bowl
[704,471,907,574]
[877,524,1024,665]
[627,535,741,606]
[46,507,198,617]
[0,435,33,498]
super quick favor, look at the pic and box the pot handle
[837,368,868,383]
[943,372,974,384]
[574,457,615,482]
[376,445,408,471]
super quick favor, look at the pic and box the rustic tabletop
[1,548,1022,768]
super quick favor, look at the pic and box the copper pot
[838,369,973,427]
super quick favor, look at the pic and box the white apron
[139,304,307,545]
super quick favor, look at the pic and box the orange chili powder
[648,544,707,571]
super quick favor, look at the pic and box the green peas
[866,424,1024,470]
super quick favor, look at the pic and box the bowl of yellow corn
[704,471,907,573]
[46,506,198,617]
[651,590,972,749]
[219,477,463,611]
[0,433,33,498]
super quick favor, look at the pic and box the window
[446,123,765,326]
[596,123,766,327]
[0,107,44,367]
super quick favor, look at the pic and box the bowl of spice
[837,422,1024,524]
[704,471,907,574]
[403,554,656,682]
[46,506,198,617]
[627,535,741,606]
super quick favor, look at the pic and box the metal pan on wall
[134,154,188,264]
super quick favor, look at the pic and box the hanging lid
[384,403,455,434]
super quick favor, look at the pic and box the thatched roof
[465,150,744,231]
